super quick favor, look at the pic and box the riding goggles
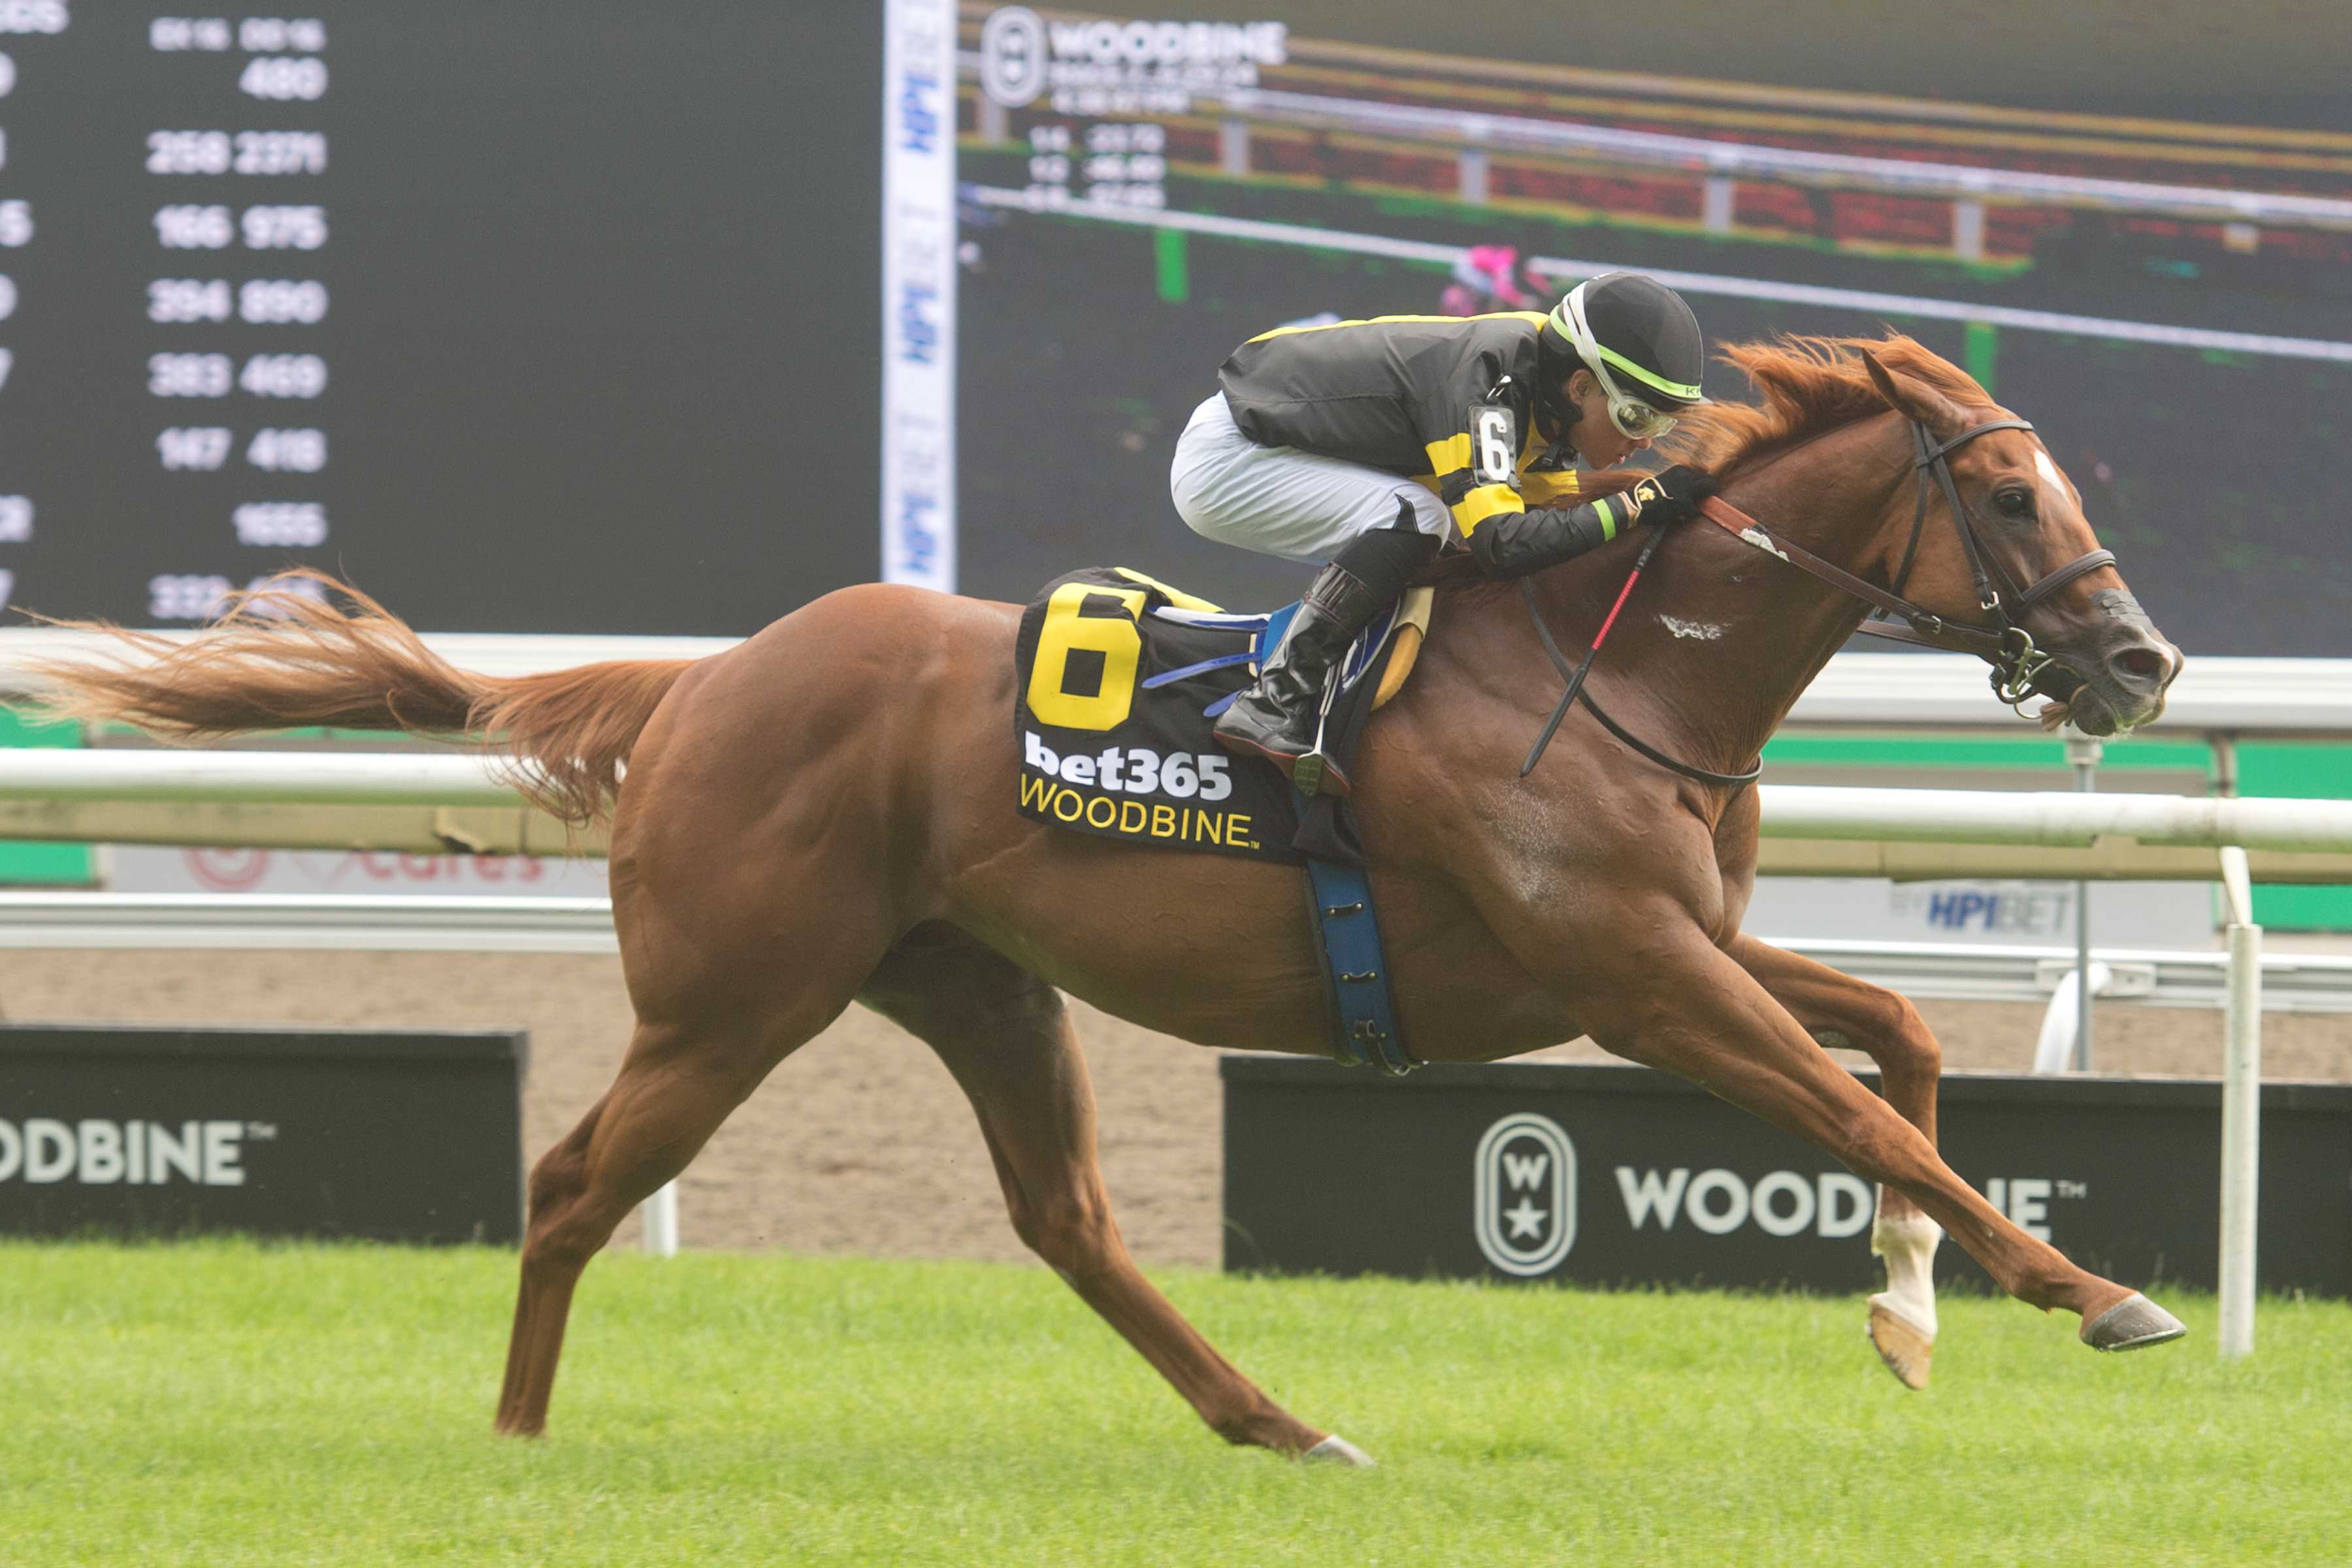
[1552,282,1699,441]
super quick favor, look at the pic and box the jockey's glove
[1637,464,1718,523]
[1469,465,1718,580]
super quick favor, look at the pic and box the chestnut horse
[32,336,2186,1466]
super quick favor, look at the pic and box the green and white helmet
[1544,271,1706,438]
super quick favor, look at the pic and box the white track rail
[0,749,525,806]
[3,889,2348,1012]
[1760,786,2352,854]
[9,632,2352,737]
[0,893,618,953]
[7,750,2351,854]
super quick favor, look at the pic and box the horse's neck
[1529,419,1903,777]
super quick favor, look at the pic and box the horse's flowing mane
[1665,334,1993,478]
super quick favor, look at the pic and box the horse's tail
[22,569,691,826]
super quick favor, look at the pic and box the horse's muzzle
[2046,623,2181,736]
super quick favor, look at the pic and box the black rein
[1516,414,2119,787]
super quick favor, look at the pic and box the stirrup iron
[1287,669,1344,796]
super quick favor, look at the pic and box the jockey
[1170,270,1715,795]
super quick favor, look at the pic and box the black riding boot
[1213,525,1436,796]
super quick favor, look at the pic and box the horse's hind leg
[495,1013,811,1436]
[495,860,887,1436]
[1731,934,1944,1390]
[861,928,1369,1465]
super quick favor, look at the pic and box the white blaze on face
[2032,448,2070,507]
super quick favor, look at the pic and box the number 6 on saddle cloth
[1011,566,1433,1073]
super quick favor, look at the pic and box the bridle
[1514,414,2118,789]
[1701,416,2115,707]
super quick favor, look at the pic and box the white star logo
[1503,1196,1547,1240]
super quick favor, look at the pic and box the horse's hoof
[2082,1292,2187,1352]
[1303,1434,1377,1468]
[1867,1301,1934,1390]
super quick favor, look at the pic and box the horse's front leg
[1727,932,1946,1388]
[1552,917,2182,1350]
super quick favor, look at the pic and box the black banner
[1223,1056,2352,1296]
[0,1024,524,1243]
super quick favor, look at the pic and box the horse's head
[1858,350,2181,736]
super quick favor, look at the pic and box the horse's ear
[1859,346,1967,438]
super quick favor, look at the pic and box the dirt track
[7,950,2347,1266]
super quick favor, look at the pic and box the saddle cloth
[1012,567,1431,866]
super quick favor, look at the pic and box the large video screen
[0,3,881,636]
[4,2,2346,659]
[934,3,2352,656]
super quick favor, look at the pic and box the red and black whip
[1518,516,1674,778]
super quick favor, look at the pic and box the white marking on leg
[1658,615,1725,640]
[1304,1434,1377,1468]
[1869,1195,1943,1339]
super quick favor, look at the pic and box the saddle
[1013,567,1433,867]
[1159,583,1434,721]
[1012,567,1428,1074]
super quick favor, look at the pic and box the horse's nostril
[2110,645,2168,688]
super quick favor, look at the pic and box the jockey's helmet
[1542,272,1706,440]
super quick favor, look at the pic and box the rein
[1516,569,1763,788]
[1516,414,2114,785]
[1701,417,2115,705]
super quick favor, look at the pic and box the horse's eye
[1993,488,2034,518]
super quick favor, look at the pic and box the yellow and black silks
[1217,312,1581,540]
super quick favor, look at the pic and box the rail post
[2213,733,2259,1358]
[2066,733,2103,1069]
[2219,909,2262,1357]
[642,1181,680,1258]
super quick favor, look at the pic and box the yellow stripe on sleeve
[1520,468,1582,506]
[1452,483,1526,534]
[1423,433,1471,477]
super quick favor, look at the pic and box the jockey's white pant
[1169,393,1451,566]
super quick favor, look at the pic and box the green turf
[4,1243,2344,1566]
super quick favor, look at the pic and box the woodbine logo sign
[978,7,1288,114]
[0,1024,526,1244]
[1474,1111,1876,1277]
[0,1116,259,1186]
[1225,1058,2352,1296]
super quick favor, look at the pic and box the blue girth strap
[1301,847,1414,1075]
[1143,596,1413,1071]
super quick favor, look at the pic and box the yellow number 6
[1026,582,1146,731]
